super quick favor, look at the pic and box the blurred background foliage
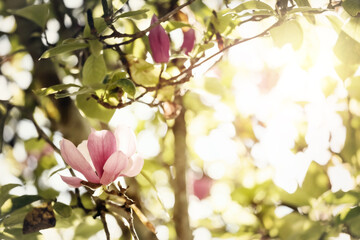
[1,0,360,239]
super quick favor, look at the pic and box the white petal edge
[122,153,144,177]
[77,140,95,171]
[114,125,137,157]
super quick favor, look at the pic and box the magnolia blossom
[148,14,170,63]
[181,28,195,55]
[60,125,144,187]
[193,175,213,200]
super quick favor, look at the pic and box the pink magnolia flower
[60,125,144,188]
[193,175,213,200]
[181,28,195,55]
[148,14,170,63]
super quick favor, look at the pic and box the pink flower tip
[149,14,170,63]
[59,125,144,188]
[181,28,195,55]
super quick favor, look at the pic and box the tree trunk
[5,0,90,144]
[173,96,192,240]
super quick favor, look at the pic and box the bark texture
[173,96,192,240]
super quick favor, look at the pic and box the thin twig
[167,20,282,83]
[29,113,78,177]
[0,49,27,65]
[0,101,13,153]
[29,114,60,154]
[127,207,139,240]
[96,20,281,111]
[104,0,196,46]
[101,210,111,240]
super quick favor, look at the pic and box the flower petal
[148,14,170,63]
[60,139,100,183]
[114,125,137,157]
[181,28,195,55]
[60,175,84,188]
[87,130,117,178]
[122,153,144,177]
[100,151,128,185]
[77,140,95,171]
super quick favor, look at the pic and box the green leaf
[164,21,191,32]
[270,20,303,50]
[74,215,103,238]
[116,9,149,19]
[55,87,94,99]
[294,0,311,6]
[1,195,42,216]
[82,54,107,86]
[1,228,40,240]
[279,213,324,240]
[204,77,225,96]
[323,190,360,205]
[343,206,360,237]
[211,10,238,34]
[326,15,344,34]
[233,0,275,14]
[342,0,360,17]
[343,17,360,44]
[53,202,72,218]
[111,73,136,97]
[35,83,82,96]
[347,77,360,101]
[126,55,159,86]
[35,155,58,179]
[40,42,88,59]
[124,19,147,59]
[76,94,115,122]
[2,207,30,228]
[157,85,175,101]
[293,0,316,24]
[79,193,96,210]
[280,162,330,207]
[334,31,360,65]
[193,42,215,56]
[11,4,49,28]
[287,6,326,14]
[49,167,69,178]
[89,40,103,57]
[189,0,213,25]
[237,9,274,18]
[83,18,107,38]
[335,63,358,80]
[0,184,21,209]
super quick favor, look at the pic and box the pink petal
[193,176,213,200]
[148,14,170,63]
[122,153,144,177]
[100,151,128,185]
[114,125,137,157]
[60,175,84,188]
[87,130,117,178]
[60,139,100,183]
[181,28,195,55]
[77,140,95,171]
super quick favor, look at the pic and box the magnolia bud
[181,28,195,55]
[148,14,170,63]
